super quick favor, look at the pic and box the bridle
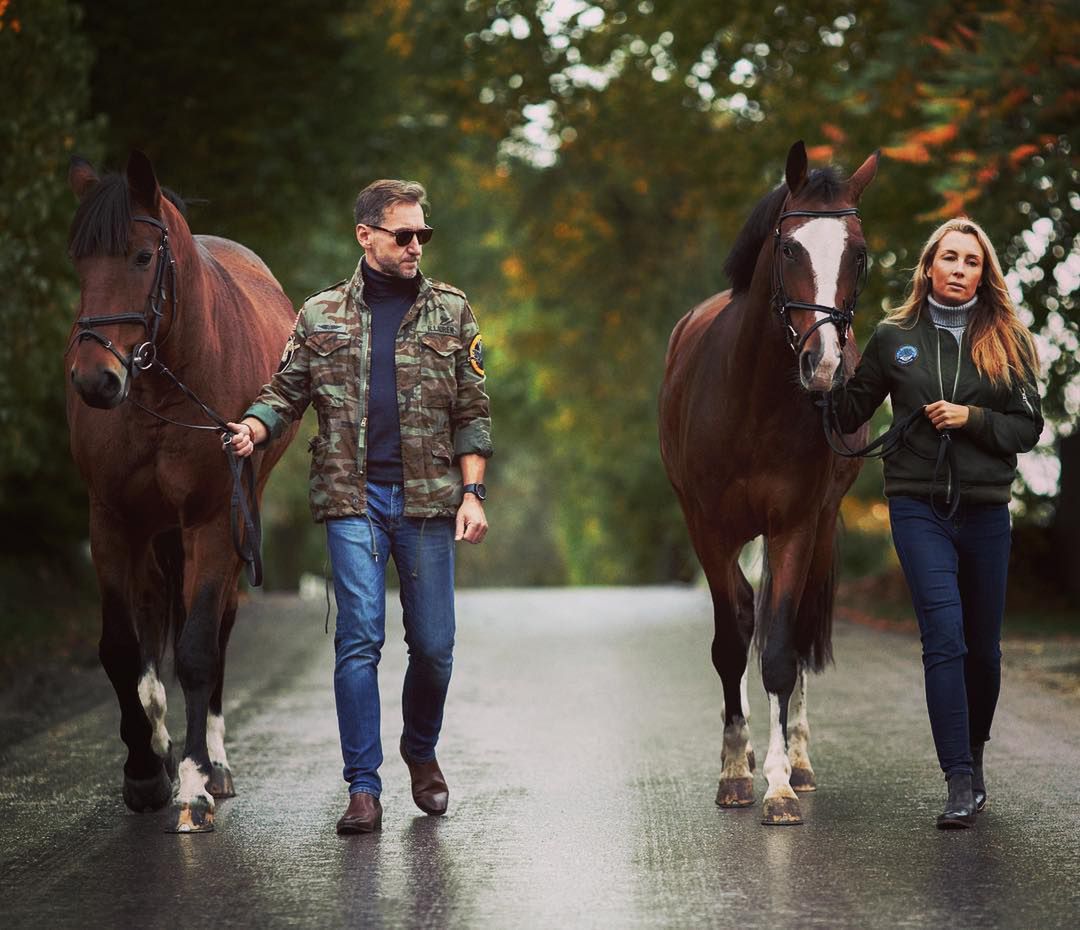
[65,215,265,584]
[68,215,176,375]
[772,207,867,355]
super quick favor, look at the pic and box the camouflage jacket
[244,260,492,521]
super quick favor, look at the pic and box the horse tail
[753,532,837,678]
[151,529,187,666]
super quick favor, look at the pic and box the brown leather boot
[336,792,382,834]
[400,737,449,816]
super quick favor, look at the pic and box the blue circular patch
[895,345,919,366]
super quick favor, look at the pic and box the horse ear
[126,150,162,213]
[785,141,808,196]
[69,156,99,201]
[846,150,880,203]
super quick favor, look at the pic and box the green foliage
[0,0,102,552]
[6,0,1077,594]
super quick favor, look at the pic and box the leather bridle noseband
[69,215,176,376]
[772,207,867,354]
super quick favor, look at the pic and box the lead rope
[816,392,959,519]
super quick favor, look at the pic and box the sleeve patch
[468,333,485,376]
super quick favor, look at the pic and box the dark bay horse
[659,141,878,825]
[66,152,298,832]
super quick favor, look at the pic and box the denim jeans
[326,481,456,798]
[888,495,1011,778]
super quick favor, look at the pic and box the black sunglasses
[367,224,434,247]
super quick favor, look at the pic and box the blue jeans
[888,496,1011,778]
[326,482,456,797]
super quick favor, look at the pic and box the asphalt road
[2,587,1078,928]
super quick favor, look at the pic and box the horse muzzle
[71,361,130,409]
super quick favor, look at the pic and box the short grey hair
[353,179,428,226]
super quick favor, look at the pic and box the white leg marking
[174,757,213,806]
[740,666,754,764]
[792,217,848,386]
[762,693,797,803]
[787,668,813,774]
[721,716,753,780]
[137,669,172,759]
[207,712,230,769]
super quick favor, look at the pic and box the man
[227,180,492,834]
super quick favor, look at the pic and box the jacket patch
[468,333,485,376]
[895,345,918,366]
[314,322,348,333]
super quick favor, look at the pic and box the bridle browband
[68,215,176,375]
[772,207,867,355]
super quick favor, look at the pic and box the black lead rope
[815,392,960,520]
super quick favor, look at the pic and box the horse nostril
[800,352,817,384]
[99,368,122,399]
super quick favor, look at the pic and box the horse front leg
[168,523,234,834]
[206,592,239,799]
[700,536,756,809]
[92,516,174,813]
[759,528,816,826]
[787,667,815,792]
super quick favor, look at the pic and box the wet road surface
[2,587,1078,928]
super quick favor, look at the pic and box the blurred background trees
[3,0,1077,637]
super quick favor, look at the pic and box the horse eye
[135,250,153,267]
[782,244,796,260]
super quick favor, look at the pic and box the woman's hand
[924,400,969,431]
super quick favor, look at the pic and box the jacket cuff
[453,419,494,458]
[965,405,986,438]
[243,402,286,443]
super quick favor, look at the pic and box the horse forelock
[68,173,189,260]
[723,167,847,296]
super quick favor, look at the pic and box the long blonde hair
[885,218,1038,387]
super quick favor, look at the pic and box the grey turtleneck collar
[927,293,976,344]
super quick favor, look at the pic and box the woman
[833,217,1043,829]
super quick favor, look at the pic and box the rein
[67,216,264,585]
[815,392,960,520]
[772,207,867,355]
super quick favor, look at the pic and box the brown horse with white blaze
[65,151,298,832]
[659,141,878,825]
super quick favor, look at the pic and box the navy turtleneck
[361,258,420,483]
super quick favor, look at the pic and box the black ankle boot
[971,743,987,812]
[937,772,976,829]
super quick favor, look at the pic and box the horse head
[67,151,184,409]
[775,141,878,393]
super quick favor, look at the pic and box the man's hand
[224,418,266,458]
[924,400,969,431]
[455,496,488,544]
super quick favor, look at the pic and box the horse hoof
[167,797,215,833]
[207,763,236,799]
[122,768,173,813]
[716,777,755,808]
[790,767,817,792]
[761,795,803,825]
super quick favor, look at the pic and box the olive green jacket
[245,260,492,521]
[833,308,1042,504]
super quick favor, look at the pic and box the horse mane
[723,167,845,295]
[68,172,189,258]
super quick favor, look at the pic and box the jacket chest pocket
[306,331,352,407]
[419,332,461,408]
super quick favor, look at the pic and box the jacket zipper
[935,329,963,503]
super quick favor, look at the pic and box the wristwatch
[462,483,487,501]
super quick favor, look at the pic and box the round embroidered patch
[895,345,918,366]
[468,333,485,376]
